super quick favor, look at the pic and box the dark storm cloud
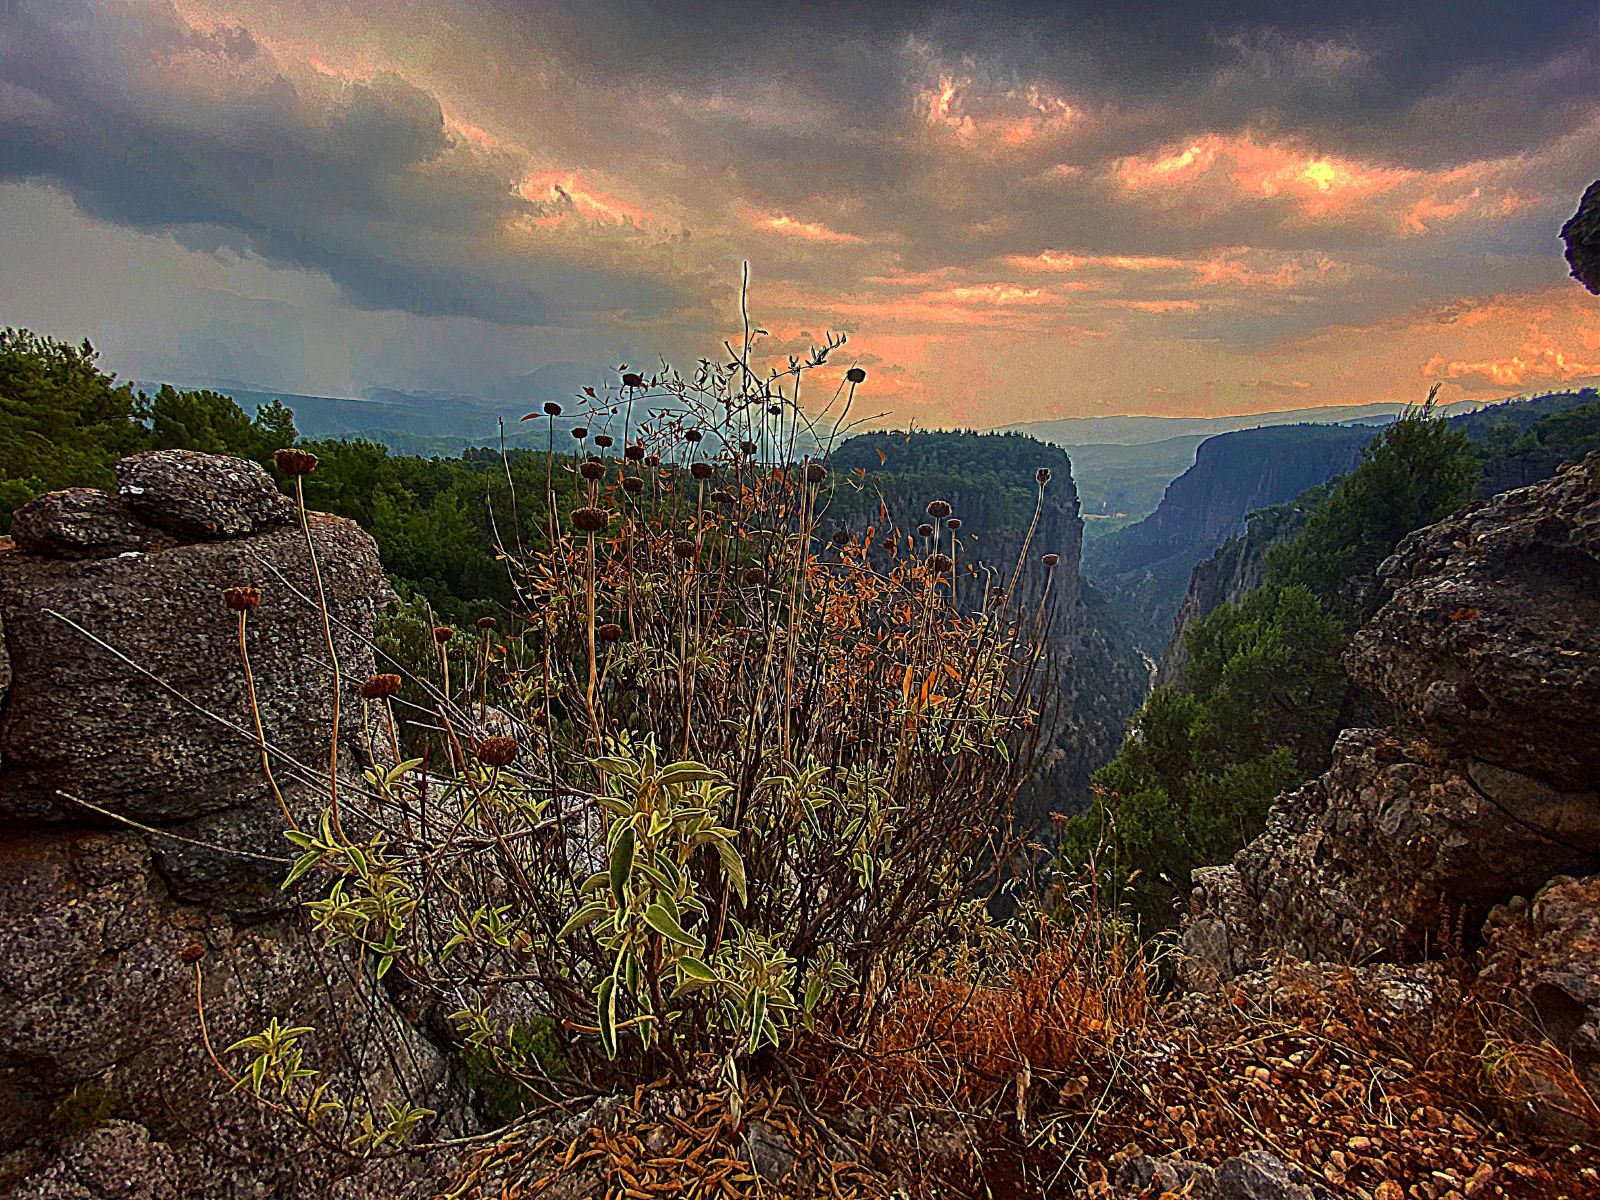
[0,0,698,325]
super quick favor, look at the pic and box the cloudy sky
[2,0,1598,426]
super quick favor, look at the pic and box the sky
[2,0,1598,427]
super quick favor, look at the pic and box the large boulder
[1349,454,1600,792]
[0,476,391,825]
[0,455,472,1198]
[1562,180,1600,296]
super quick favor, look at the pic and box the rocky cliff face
[1182,453,1600,1132]
[0,452,471,1198]
[1085,423,1375,653]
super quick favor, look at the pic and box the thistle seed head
[917,522,934,538]
[1042,552,1060,567]
[684,429,704,443]
[572,506,610,534]
[672,538,698,560]
[223,585,261,612]
[946,517,962,531]
[743,565,767,586]
[572,426,589,440]
[358,673,403,699]
[597,622,625,642]
[846,366,867,384]
[473,736,518,768]
[621,371,645,388]
[594,433,614,449]
[274,448,319,477]
[804,463,827,484]
[1036,467,1051,485]
[927,553,953,574]
[579,459,606,481]
[432,626,454,644]
[624,443,646,461]
[690,461,713,479]
[622,475,645,494]
[543,401,563,417]
[475,616,498,630]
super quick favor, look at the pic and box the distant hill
[1004,397,1492,448]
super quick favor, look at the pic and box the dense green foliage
[1067,408,1482,927]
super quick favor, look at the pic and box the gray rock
[115,451,294,540]
[1216,1150,1327,1200]
[0,512,389,823]
[1562,180,1600,295]
[1349,453,1600,792]
[741,1120,796,1184]
[9,489,159,560]
[1183,730,1599,986]
[8,1121,179,1200]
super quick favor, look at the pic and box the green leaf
[676,955,717,982]
[748,992,767,1053]
[557,900,610,940]
[596,975,618,1060]
[711,838,747,905]
[610,826,635,908]
[281,850,322,890]
[643,903,700,949]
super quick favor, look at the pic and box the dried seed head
[572,426,589,440]
[1042,552,1060,567]
[743,565,767,586]
[223,585,261,612]
[274,447,319,477]
[917,522,934,538]
[358,673,403,699]
[672,538,698,560]
[846,366,867,384]
[804,463,827,484]
[543,401,563,417]
[710,489,734,504]
[1036,467,1051,485]
[593,433,614,449]
[684,429,704,443]
[579,459,606,481]
[946,517,962,531]
[927,553,954,574]
[622,475,645,494]
[739,440,758,456]
[179,943,206,964]
[926,499,952,519]
[624,443,646,461]
[690,461,713,479]
[597,622,625,643]
[768,404,783,416]
[831,528,849,546]
[432,625,454,644]
[475,616,498,630]
[572,506,610,533]
[621,371,645,388]
[473,736,518,768]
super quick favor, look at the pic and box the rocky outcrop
[1184,455,1600,993]
[0,453,470,1198]
[1563,180,1600,295]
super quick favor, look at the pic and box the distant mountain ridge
[1006,397,1494,447]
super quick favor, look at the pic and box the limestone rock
[1183,730,1600,987]
[115,450,294,540]
[0,830,464,1199]
[0,510,389,823]
[8,489,159,560]
[1349,454,1600,792]
[1562,180,1600,296]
